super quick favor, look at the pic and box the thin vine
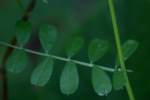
[108,0,135,100]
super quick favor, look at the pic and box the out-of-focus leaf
[39,24,57,53]
[92,66,112,96]
[66,37,84,58]
[122,40,138,60]
[31,58,53,86]
[88,39,109,63]
[60,62,79,95]
[115,40,138,68]
[6,49,28,73]
[15,20,32,47]
[113,70,126,90]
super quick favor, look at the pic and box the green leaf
[92,66,112,96]
[39,24,57,53]
[15,20,32,47]
[122,40,138,60]
[6,49,28,73]
[113,71,126,90]
[66,37,84,58]
[31,58,54,86]
[115,40,138,68]
[60,62,79,95]
[88,39,109,63]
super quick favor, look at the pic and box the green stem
[108,0,135,100]
[0,41,133,73]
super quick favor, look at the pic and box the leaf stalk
[0,41,133,73]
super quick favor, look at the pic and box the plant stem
[108,0,135,100]
[22,0,36,21]
[0,38,16,100]
[0,41,133,73]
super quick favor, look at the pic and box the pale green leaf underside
[113,71,126,90]
[92,66,112,96]
[39,24,57,53]
[15,20,32,47]
[60,62,79,95]
[31,58,54,86]
[88,39,109,63]
[6,49,28,73]
[66,37,84,58]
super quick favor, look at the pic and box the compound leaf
[92,66,112,96]
[39,24,57,53]
[6,49,28,73]
[66,37,84,58]
[15,20,32,47]
[88,39,109,63]
[60,62,79,95]
[31,58,54,86]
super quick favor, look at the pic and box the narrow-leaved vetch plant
[0,0,139,100]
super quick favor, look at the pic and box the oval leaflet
[113,70,126,90]
[88,39,109,63]
[92,66,112,96]
[66,37,84,58]
[39,24,57,53]
[60,62,79,95]
[31,58,54,86]
[6,49,28,73]
[15,20,32,47]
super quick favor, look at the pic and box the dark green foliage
[3,21,139,96]
[3,23,139,96]
[39,24,57,53]
[92,66,112,96]
[0,0,147,99]
[6,49,28,73]
[4,33,138,96]
[43,0,48,4]
[88,39,109,63]
[66,37,84,58]
[60,62,79,95]
[113,70,126,90]
[15,20,32,47]
[30,58,54,86]
[122,40,138,60]
[115,40,138,68]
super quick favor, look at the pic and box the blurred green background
[0,0,150,100]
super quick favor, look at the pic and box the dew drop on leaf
[92,66,112,96]
[60,62,79,95]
